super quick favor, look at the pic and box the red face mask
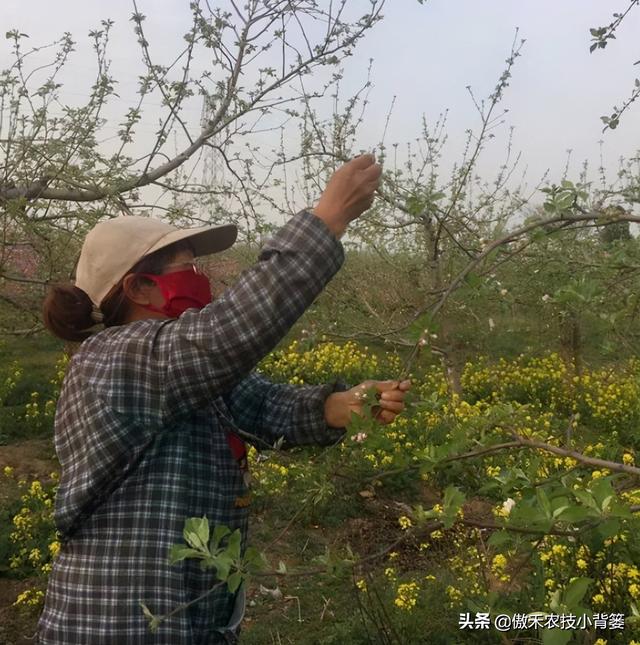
[137,267,212,318]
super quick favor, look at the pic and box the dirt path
[0,438,58,480]
[0,577,42,645]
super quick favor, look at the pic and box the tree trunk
[559,310,582,377]
[421,212,464,398]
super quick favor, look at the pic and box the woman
[35,155,411,644]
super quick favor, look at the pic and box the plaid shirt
[35,210,350,644]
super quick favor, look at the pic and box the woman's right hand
[313,154,382,239]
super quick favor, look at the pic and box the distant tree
[599,207,632,244]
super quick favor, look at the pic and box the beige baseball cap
[74,214,238,306]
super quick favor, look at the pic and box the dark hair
[43,239,196,342]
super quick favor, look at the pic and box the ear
[122,274,155,306]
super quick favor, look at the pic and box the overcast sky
[1,0,639,212]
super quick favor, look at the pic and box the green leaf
[441,485,465,529]
[597,518,620,539]
[551,505,569,519]
[140,601,154,621]
[513,504,543,523]
[443,485,465,512]
[214,553,233,581]
[183,516,209,550]
[227,571,242,593]
[541,628,572,645]
[573,489,596,509]
[563,577,592,609]
[226,529,242,561]
[590,477,615,511]
[555,506,592,523]
[536,489,552,520]
[607,500,634,519]
[168,544,203,565]
[139,601,161,633]
[243,546,266,571]
[210,525,231,551]
[487,530,512,548]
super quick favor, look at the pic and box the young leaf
[443,485,465,513]
[563,577,592,609]
[139,601,161,633]
[214,553,233,581]
[227,571,243,594]
[226,529,242,561]
[210,525,231,551]
[183,516,209,550]
[536,488,552,520]
[168,544,203,565]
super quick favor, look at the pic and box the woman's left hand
[324,379,412,428]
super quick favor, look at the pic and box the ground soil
[0,438,58,481]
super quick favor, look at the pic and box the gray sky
[1,0,639,210]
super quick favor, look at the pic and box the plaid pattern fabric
[35,210,351,644]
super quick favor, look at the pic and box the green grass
[0,334,64,444]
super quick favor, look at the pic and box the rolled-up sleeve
[221,371,352,449]
[152,210,344,425]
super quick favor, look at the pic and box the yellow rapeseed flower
[394,582,419,611]
[492,554,507,571]
[398,516,412,530]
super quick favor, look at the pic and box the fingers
[373,379,401,392]
[361,162,382,183]
[357,379,412,388]
[376,399,405,414]
[350,153,376,169]
[380,389,406,402]
[372,407,397,424]
[354,379,411,401]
